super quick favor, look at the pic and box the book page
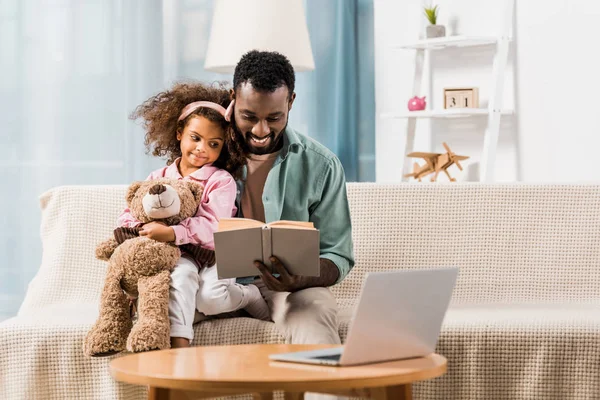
[267,220,315,230]
[270,228,320,276]
[214,227,264,279]
[218,218,265,232]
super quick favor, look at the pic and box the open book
[213,218,320,279]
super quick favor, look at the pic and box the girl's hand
[139,222,176,243]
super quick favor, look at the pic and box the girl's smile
[191,153,208,162]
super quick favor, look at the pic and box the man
[230,50,354,344]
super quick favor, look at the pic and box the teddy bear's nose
[149,184,167,195]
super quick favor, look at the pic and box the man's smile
[248,133,273,145]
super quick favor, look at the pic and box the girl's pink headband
[177,100,235,123]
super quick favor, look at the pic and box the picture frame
[443,87,479,109]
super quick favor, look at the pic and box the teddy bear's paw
[83,323,129,357]
[126,320,170,353]
[95,238,119,261]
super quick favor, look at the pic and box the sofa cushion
[336,302,600,399]
[192,316,284,346]
[0,304,146,400]
[417,304,600,399]
[0,302,351,400]
[4,303,598,400]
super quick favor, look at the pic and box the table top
[110,344,447,392]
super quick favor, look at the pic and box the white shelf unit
[382,0,515,182]
[393,35,499,50]
[382,108,514,119]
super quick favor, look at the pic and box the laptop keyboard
[311,353,342,361]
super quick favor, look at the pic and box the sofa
[1,183,600,400]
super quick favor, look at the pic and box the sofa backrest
[19,186,126,313]
[331,183,600,305]
[19,183,600,314]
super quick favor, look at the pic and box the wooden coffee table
[110,344,447,400]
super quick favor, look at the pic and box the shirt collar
[280,125,304,159]
[166,158,220,181]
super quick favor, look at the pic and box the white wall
[375,0,600,183]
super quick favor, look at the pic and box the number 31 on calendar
[444,87,479,109]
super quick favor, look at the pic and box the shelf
[381,108,515,119]
[393,35,500,50]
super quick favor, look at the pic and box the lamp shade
[204,0,315,74]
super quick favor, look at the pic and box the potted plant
[424,5,445,38]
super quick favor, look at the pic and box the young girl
[118,82,270,349]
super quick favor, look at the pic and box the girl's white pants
[168,256,251,340]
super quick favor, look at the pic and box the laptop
[269,267,458,366]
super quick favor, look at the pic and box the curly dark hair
[233,50,295,96]
[129,81,247,177]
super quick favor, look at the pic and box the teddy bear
[83,178,214,357]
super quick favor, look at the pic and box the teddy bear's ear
[186,181,204,204]
[125,181,143,205]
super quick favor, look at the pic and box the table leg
[148,387,170,400]
[283,392,305,400]
[253,393,274,400]
[371,384,412,400]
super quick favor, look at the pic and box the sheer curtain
[0,0,374,320]
[294,0,375,182]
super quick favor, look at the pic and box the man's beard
[232,120,287,156]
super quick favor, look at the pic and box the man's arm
[314,258,340,286]
[309,156,354,283]
[254,156,354,292]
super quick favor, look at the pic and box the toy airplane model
[404,142,469,182]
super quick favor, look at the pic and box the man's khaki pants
[254,279,341,345]
[194,280,341,345]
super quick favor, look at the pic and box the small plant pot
[426,25,446,38]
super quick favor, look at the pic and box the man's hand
[139,221,176,243]
[254,256,340,292]
[254,257,306,292]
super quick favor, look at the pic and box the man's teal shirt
[235,126,355,283]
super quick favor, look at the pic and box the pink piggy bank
[407,96,426,111]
